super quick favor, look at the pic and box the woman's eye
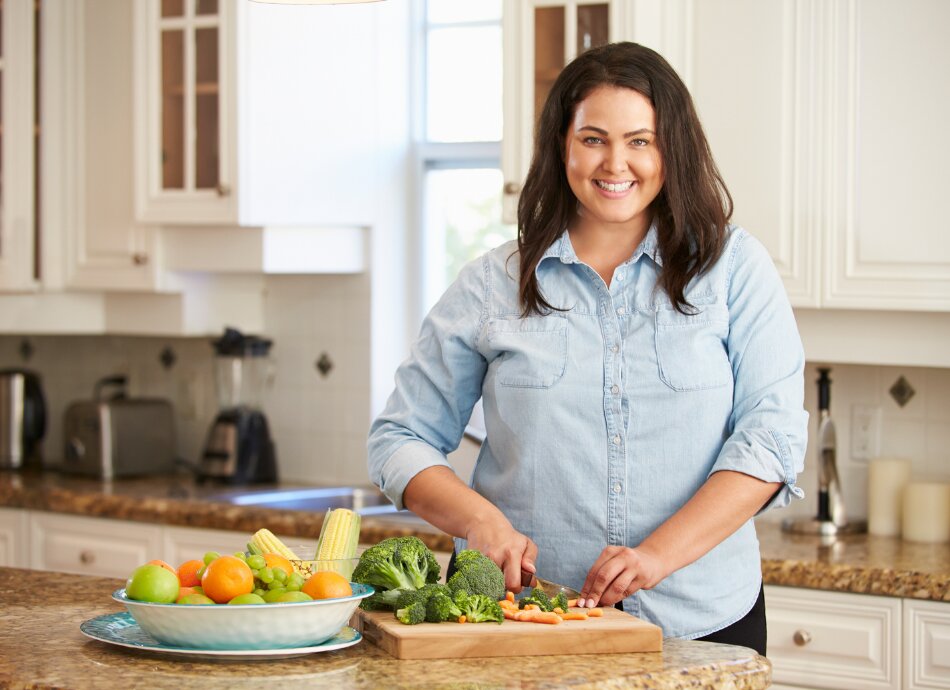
[583,136,604,145]
[630,138,649,147]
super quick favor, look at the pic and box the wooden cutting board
[354,607,663,659]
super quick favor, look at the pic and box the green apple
[228,593,266,605]
[126,564,180,603]
[176,592,215,605]
[273,591,312,603]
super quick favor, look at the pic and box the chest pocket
[488,316,568,388]
[654,295,732,391]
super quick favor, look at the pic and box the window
[418,0,516,313]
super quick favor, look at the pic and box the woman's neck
[568,216,650,287]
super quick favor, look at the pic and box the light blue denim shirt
[368,224,807,639]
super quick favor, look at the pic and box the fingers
[579,547,643,608]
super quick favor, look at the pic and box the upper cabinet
[501,0,620,223]
[691,0,950,313]
[133,0,379,227]
[0,0,38,292]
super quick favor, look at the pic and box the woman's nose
[603,146,629,173]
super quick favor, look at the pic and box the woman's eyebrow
[577,125,656,137]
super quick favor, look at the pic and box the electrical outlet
[851,404,881,460]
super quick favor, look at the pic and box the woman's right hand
[465,519,538,594]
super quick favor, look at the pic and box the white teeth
[595,180,633,192]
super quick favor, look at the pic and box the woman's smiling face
[563,85,665,236]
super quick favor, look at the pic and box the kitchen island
[0,567,771,690]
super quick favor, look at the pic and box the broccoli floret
[454,591,504,624]
[519,588,553,611]
[395,601,426,625]
[352,537,442,610]
[425,591,463,623]
[446,549,505,602]
[551,591,569,612]
[394,583,449,610]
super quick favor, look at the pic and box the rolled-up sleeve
[367,257,488,509]
[709,232,808,511]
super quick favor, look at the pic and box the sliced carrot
[505,591,516,603]
[559,612,588,621]
[553,607,564,614]
[524,603,540,610]
[567,599,578,607]
[520,610,562,625]
[587,607,603,617]
[458,615,466,624]
[503,609,519,620]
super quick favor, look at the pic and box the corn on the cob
[314,508,360,560]
[249,528,299,560]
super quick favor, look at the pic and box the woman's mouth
[594,180,634,193]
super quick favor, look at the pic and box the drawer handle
[793,629,812,647]
[79,550,95,565]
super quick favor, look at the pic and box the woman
[368,42,806,654]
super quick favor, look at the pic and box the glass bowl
[112,583,374,650]
[289,555,361,581]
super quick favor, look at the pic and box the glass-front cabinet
[0,0,39,291]
[501,0,616,223]
[135,0,234,224]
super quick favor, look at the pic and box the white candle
[867,457,911,537]
[902,482,950,543]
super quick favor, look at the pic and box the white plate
[80,612,362,661]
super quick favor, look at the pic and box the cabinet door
[691,0,820,307]
[0,508,29,567]
[30,513,163,578]
[0,0,38,292]
[501,0,617,223]
[765,585,901,690]
[822,0,950,311]
[134,0,236,225]
[905,599,950,690]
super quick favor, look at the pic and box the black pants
[694,583,767,655]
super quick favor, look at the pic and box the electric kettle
[0,368,47,470]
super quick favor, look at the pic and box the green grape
[197,565,207,579]
[258,567,274,584]
[262,588,287,602]
[234,551,247,561]
[273,568,287,584]
[203,551,220,565]
[285,582,301,592]
[288,573,305,589]
[253,588,266,598]
[247,555,266,570]
[267,578,284,590]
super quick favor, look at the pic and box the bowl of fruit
[116,512,372,650]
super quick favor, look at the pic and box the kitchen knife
[522,570,581,599]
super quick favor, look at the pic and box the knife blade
[521,570,581,599]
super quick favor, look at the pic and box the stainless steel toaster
[62,378,176,479]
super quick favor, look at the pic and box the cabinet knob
[793,629,812,646]
[79,550,95,565]
[503,181,521,195]
[216,184,231,197]
[132,253,149,266]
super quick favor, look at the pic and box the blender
[198,328,278,484]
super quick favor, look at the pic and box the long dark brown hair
[517,42,733,315]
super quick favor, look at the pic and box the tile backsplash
[0,273,374,487]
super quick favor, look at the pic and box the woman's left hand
[577,545,666,608]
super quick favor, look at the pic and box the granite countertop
[0,568,771,690]
[2,471,949,601]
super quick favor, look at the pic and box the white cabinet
[0,508,29,567]
[905,599,950,690]
[0,0,38,292]
[29,512,163,578]
[133,0,380,228]
[690,0,950,313]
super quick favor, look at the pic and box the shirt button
[611,344,620,353]
[612,435,621,446]
[616,273,624,281]
[611,384,620,395]
[613,483,622,494]
[616,306,625,316]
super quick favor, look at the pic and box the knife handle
[817,368,832,411]
[521,570,536,588]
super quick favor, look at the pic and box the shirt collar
[537,219,663,272]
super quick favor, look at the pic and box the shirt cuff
[376,440,453,510]
[710,428,805,514]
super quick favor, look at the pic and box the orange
[177,585,199,599]
[301,571,352,600]
[262,553,294,579]
[177,559,204,587]
[201,555,254,604]
[147,559,176,575]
